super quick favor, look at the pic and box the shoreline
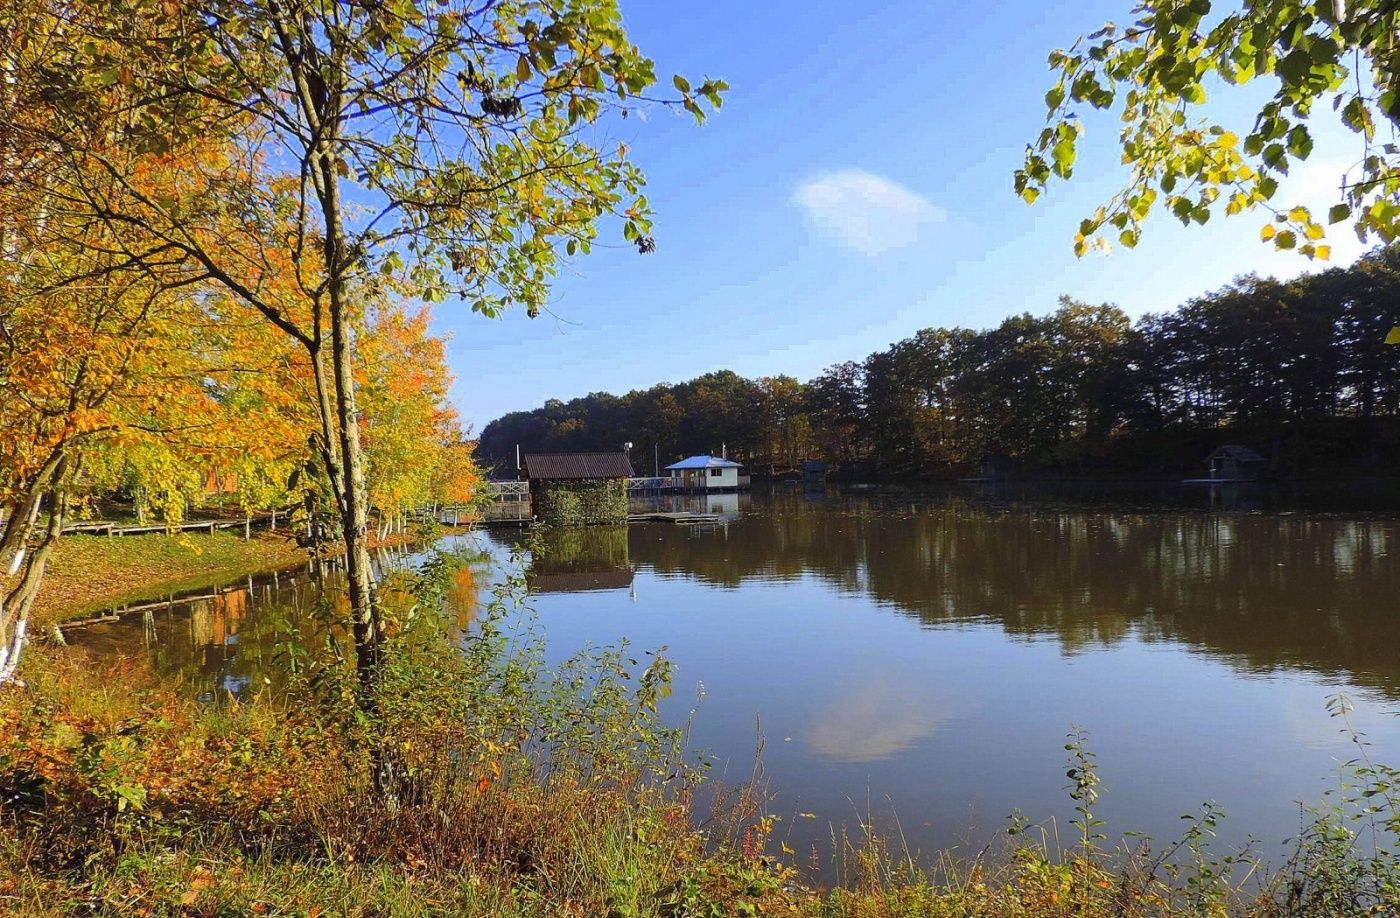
[28,525,460,631]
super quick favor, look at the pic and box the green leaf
[1328,203,1351,224]
[1386,326,1400,346]
[1052,138,1076,178]
[1286,125,1313,159]
[516,54,531,82]
[672,74,691,93]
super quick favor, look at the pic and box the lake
[67,484,1400,869]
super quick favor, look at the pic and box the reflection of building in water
[529,568,635,593]
[700,492,741,517]
[527,525,634,593]
[189,587,251,649]
[628,489,750,520]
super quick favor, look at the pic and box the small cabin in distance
[665,455,748,491]
[1207,445,1267,481]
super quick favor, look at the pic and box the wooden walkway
[62,514,278,538]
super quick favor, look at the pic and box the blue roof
[665,455,744,470]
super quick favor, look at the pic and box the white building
[665,455,748,490]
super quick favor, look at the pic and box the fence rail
[626,477,675,491]
[62,513,279,538]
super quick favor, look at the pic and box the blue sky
[442,0,1370,432]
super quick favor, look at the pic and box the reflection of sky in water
[804,673,952,763]
[67,486,1400,869]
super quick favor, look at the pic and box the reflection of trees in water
[77,495,1400,702]
[129,572,337,701]
[526,527,634,593]
[628,490,1400,694]
[532,526,630,574]
[77,544,490,701]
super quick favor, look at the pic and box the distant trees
[479,249,1400,478]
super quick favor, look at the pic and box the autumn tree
[358,299,475,535]
[15,0,723,702]
[0,2,231,682]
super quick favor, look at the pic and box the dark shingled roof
[1208,444,1266,463]
[522,452,634,480]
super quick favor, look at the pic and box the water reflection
[64,486,1400,865]
[603,489,1400,696]
[530,527,634,593]
[804,673,949,763]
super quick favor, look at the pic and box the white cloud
[792,169,946,256]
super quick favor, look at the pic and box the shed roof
[665,455,745,470]
[1208,444,1266,462]
[522,452,634,480]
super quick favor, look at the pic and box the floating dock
[626,511,722,525]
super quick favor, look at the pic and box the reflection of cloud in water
[806,675,947,763]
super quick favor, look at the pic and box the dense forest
[479,248,1400,479]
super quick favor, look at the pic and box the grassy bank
[3,553,1397,917]
[29,531,308,628]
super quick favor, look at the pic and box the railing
[484,480,529,498]
[627,477,674,491]
[62,514,279,538]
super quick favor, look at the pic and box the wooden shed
[522,452,634,525]
[1207,445,1267,481]
[978,453,1016,481]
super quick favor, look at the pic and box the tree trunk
[0,466,70,686]
[323,196,379,695]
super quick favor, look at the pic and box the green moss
[533,478,628,526]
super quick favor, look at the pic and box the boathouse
[978,453,1016,481]
[1206,445,1267,481]
[522,452,633,525]
[665,455,747,491]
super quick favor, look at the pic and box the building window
[709,468,724,477]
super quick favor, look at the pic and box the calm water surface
[69,485,1400,865]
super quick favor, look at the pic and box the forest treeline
[479,247,1400,479]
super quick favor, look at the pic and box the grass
[28,531,308,628]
